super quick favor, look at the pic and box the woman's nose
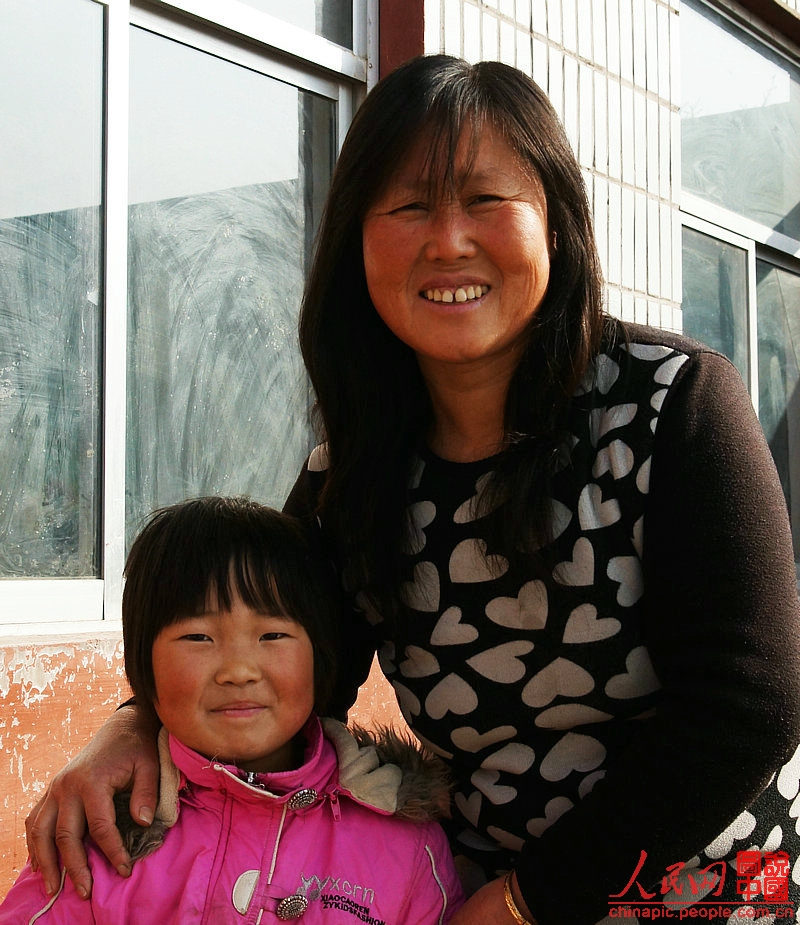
[423,204,476,262]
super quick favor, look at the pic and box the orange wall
[0,637,402,897]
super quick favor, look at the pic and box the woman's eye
[391,201,426,214]
[470,194,502,205]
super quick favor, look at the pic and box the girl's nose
[423,203,477,262]
[215,647,262,685]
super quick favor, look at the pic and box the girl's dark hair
[122,497,340,715]
[299,54,606,612]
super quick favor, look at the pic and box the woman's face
[362,124,551,378]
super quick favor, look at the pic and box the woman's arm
[514,348,800,923]
[449,873,535,924]
[25,704,160,899]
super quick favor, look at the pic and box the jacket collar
[168,715,336,803]
[118,716,452,864]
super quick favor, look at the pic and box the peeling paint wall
[0,637,403,898]
[349,657,406,733]
[0,634,130,896]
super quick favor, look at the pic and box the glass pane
[127,27,334,542]
[0,0,103,578]
[681,227,749,382]
[239,0,353,48]
[757,259,800,574]
[681,0,800,241]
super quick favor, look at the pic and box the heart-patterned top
[286,322,800,925]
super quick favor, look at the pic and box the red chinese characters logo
[736,850,790,903]
[609,850,726,902]
[610,849,792,906]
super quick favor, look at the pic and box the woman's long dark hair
[299,54,606,615]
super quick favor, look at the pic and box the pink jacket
[0,718,464,924]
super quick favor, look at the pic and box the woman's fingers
[23,704,161,899]
[126,752,160,828]
[81,785,132,880]
[53,794,103,899]
[25,790,66,895]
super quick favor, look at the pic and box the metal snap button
[276,894,309,920]
[287,787,318,810]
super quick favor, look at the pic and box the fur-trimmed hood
[117,717,451,863]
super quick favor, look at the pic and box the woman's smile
[421,284,491,304]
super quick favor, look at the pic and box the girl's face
[151,589,315,773]
[361,123,551,381]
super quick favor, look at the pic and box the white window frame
[0,0,374,637]
[682,196,800,413]
[680,208,759,408]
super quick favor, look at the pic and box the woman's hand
[449,872,536,924]
[24,704,160,899]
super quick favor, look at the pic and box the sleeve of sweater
[516,349,800,925]
[283,460,377,719]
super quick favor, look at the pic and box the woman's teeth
[424,285,489,303]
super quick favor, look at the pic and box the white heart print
[430,607,479,646]
[401,561,440,611]
[449,538,509,583]
[578,483,622,531]
[562,603,621,644]
[522,657,595,708]
[539,733,606,782]
[605,646,660,699]
[467,641,535,684]
[425,673,479,720]
[485,580,548,631]
[398,645,440,678]
[556,537,595,586]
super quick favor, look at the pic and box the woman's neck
[419,357,513,463]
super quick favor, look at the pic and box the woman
[26,56,800,925]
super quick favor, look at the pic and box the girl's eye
[260,632,288,641]
[181,633,211,642]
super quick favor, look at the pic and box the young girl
[1,497,464,923]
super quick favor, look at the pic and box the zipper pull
[329,792,341,822]
[240,769,267,790]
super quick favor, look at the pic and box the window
[0,0,104,582]
[757,257,800,546]
[681,0,800,579]
[0,0,371,631]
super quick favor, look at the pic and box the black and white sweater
[285,322,800,925]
